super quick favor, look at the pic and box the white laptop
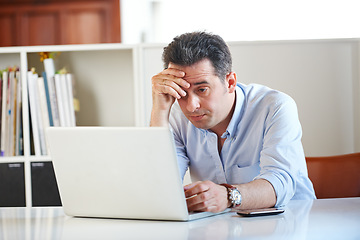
[46,127,230,221]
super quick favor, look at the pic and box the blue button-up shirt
[169,83,316,207]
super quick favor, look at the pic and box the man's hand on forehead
[162,68,190,99]
[152,67,190,100]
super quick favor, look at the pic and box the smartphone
[236,208,284,217]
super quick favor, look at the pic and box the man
[150,31,316,213]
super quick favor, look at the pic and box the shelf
[0,43,141,207]
[0,156,27,163]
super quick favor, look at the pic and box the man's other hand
[184,181,229,213]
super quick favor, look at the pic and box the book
[66,73,76,126]
[54,74,66,127]
[1,70,9,156]
[0,72,2,149]
[8,70,17,156]
[37,77,50,155]
[43,58,60,127]
[42,72,53,126]
[27,71,42,156]
[15,71,23,156]
[60,73,71,127]
[0,70,6,156]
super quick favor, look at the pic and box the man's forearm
[150,107,171,127]
[234,179,277,209]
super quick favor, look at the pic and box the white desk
[0,198,359,240]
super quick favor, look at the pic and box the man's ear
[226,72,237,93]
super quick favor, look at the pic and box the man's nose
[186,94,200,112]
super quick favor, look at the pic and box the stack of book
[0,67,23,157]
[27,58,78,156]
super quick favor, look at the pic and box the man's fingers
[163,67,185,77]
[160,79,187,98]
[186,193,220,213]
[186,191,210,206]
[184,181,210,198]
[184,181,229,213]
[183,181,199,191]
[156,68,190,89]
[152,72,189,100]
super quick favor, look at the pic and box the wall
[121,0,360,44]
[229,39,359,156]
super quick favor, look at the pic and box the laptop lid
[47,127,225,221]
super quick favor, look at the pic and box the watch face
[230,189,242,205]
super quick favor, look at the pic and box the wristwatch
[221,183,242,208]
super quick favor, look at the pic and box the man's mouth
[189,114,205,122]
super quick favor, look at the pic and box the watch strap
[220,183,236,190]
[220,183,241,208]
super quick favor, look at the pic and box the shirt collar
[221,84,245,139]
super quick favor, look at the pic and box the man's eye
[198,88,207,93]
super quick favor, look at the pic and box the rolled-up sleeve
[254,94,306,207]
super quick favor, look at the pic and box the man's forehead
[183,73,212,84]
[169,60,217,81]
[169,59,215,71]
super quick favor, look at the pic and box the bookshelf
[0,43,141,207]
[1,38,359,207]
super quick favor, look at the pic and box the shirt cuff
[254,171,295,207]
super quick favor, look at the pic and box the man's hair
[162,31,232,80]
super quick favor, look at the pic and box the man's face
[169,59,236,134]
